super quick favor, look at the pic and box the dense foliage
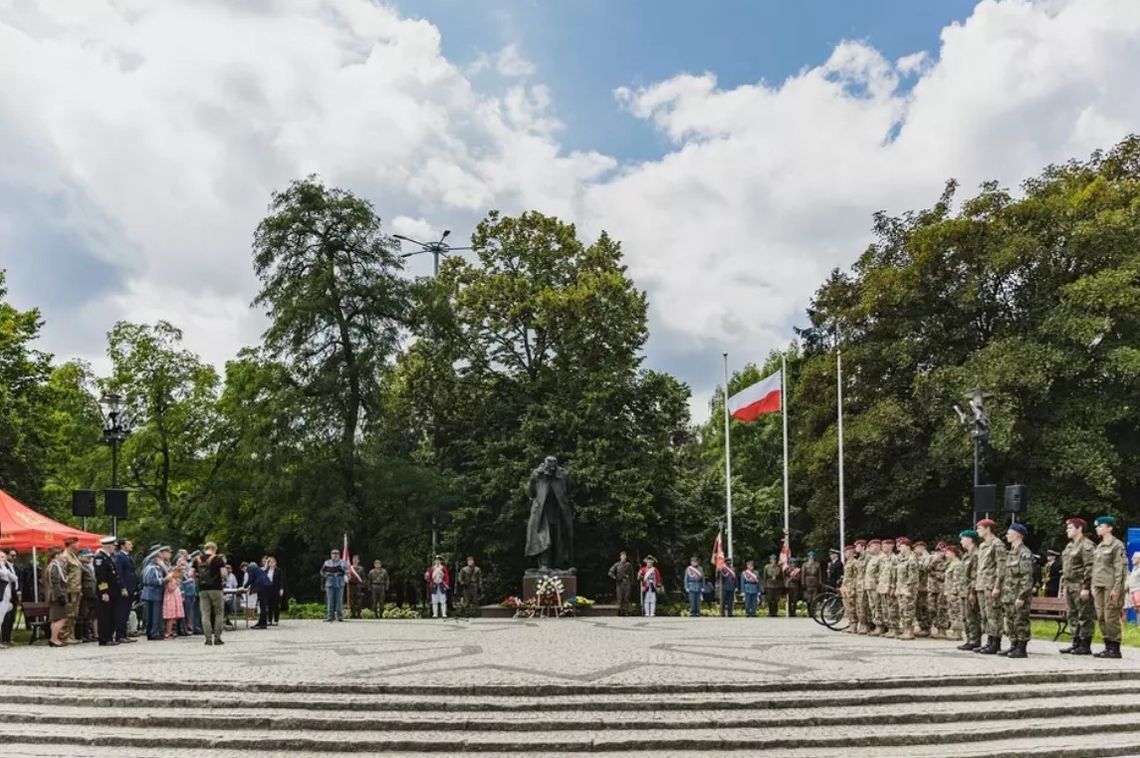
[3,140,1139,600]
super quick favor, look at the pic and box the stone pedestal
[522,574,577,601]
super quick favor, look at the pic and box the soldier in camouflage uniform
[926,541,948,638]
[841,544,858,634]
[974,518,1008,655]
[863,539,883,636]
[851,540,868,633]
[877,538,897,638]
[943,544,964,641]
[894,537,919,640]
[1059,517,1095,655]
[999,523,1034,658]
[1091,515,1127,659]
[957,530,982,651]
[912,541,929,636]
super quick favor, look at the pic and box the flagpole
[781,351,790,551]
[837,350,846,553]
[723,352,734,561]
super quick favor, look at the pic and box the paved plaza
[4,615,1137,686]
[6,618,1140,757]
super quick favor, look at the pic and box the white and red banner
[727,370,782,423]
[343,533,362,583]
[711,530,726,572]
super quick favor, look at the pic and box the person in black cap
[93,536,122,646]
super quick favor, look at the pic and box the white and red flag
[779,536,792,569]
[727,370,782,423]
[343,533,362,583]
[711,530,726,572]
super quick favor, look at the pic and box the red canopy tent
[0,489,106,551]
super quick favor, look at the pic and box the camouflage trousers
[1003,598,1031,642]
[945,592,964,633]
[1063,587,1095,640]
[981,591,1004,638]
[1093,586,1124,643]
[856,586,869,629]
[915,590,927,630]
[878,593,897,630]
[867,591,882,627]
[928,590,947,630]
[963,591,982,643]
[897,592,916,632]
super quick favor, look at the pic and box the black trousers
[97,598,116,643]
[1,607,15,643]
[766,589,782,617]
[267,592,281,624]
[114,593,132,639]
[256,590,272,626]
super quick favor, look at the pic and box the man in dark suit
[267,556,285,625]
[113,539,138,642]
[245,559,273,629]
[93,537,122,646]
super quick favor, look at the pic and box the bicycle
[809,585,848,631]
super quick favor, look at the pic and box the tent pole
[32,545,39,602]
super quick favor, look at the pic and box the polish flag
[727,370,782,423]
[779,536,791,569]
[343,534,362,583]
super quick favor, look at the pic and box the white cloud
[2,0,1139,419]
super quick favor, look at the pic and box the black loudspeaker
[104,489,129,518]
[973,484,997,514]
[1004,484,1028,513]
[71,490,96,517]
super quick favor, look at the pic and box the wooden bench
[1030,596,1069,641]
[19,602,50,645]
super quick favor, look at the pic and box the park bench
[1030,596,1068,641]
[19,601,50,644]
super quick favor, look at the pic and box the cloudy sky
[2,0,1139,421]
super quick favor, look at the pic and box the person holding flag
[638,556,663,617]
[425,555,450,619]
[684,556,704,617]
[718,558,738,617]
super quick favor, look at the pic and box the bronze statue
[525,456,573,572]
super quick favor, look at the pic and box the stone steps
[7,680,1137,712]
[0,713,1137,752]
[7,672,1138,754]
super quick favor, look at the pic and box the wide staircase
[4,671,1140,757]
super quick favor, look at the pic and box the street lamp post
[392,230,472,277]
[100,393,132,538]
[954,388,990,507]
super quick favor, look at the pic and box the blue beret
[1008,523,1028,536]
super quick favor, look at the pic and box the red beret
[944,544,960,554]
[854,539,867,546]
[976,518,996,528]
[881,537,895,544]
[1065,517,1086,529]
[844,544,855,551]
[913,540,926,548]
[935,541,947,551]
[896,537,911,546]
[868,539,881,545]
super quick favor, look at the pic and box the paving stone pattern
[3,617,1139,756]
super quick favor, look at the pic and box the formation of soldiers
[840,515,1128,659]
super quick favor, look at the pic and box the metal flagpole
[837,350,846,553]
[723,353,734,561]
[781,352,790,550]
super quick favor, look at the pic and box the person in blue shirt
[140,546,171,640]
[320,550,348,622]
[181,559,201,635]
[683,556,704,617]
[245,559,272,629]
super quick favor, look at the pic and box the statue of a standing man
[525,456,573,571]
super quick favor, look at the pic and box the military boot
[997,640,1014,656]
[1059,638,1079,654]
[929,628,943,640]
[1094,641,1123,659]
[884,628,897,639]
[976,635,1000,654]
[900,630,915,641]
[1007,640,1028,659]
[869,625,881,637]
[1072,637,1092,656]
[957,638,976,651]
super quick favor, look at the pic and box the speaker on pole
[71,490,97,518]
[104,489,129,518]
[1004,484,1028,514]
[973,484,997,515]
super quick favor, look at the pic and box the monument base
[521,572,578,601]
